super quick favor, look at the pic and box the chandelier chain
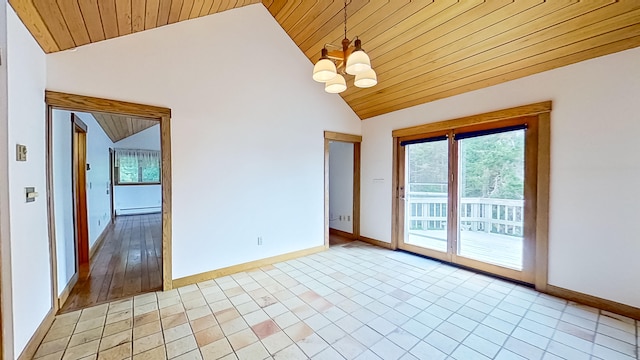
[344,0,347,40]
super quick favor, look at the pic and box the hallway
[60,213,163,313]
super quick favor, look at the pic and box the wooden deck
[60,213,162,313]
[407,229,523,270]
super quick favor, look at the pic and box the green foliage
[460,131,524,200]
[407,130,524,200]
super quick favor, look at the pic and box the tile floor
[34,241,639,360]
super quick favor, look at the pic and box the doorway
[324,131,362,247]
[45,91,173,314]
[392,103,551,287]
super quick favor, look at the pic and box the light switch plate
[25,187,37,203]
[16,144,27,161]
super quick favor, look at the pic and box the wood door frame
[109,148,116,223]
[72,114,90,270]
[324,131,362,247]
[392,102,551,290]
[45,91,174,316]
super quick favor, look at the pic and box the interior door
[72,114,90,269]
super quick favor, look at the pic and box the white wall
[7,7,51,356]
[46,4,362,279]
[361,47,640,308]
[52,109,75,293]
[114,125,161,215]
[329,141,353,233]
[0,2,15,359]
[51,109,114,294]
[82,112,114,246]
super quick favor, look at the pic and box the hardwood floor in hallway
[329,232,354,246]
[60,213,163,313]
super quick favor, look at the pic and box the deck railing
[407,191,524,237]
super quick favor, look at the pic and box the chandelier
[312,0,377,93]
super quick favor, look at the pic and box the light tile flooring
[34,242,639,360]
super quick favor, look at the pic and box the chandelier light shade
[312,0,377,93]
[325,74,347,94]
[312,48,337,82]
[354,68,377,88]
[345,39,371,75]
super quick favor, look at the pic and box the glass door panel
[404,139,449,253]
[457,129,525,270]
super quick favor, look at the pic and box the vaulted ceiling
[92,112,158,142]
[11,0,640,119]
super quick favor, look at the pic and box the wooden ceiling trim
[92,111,159,142]
[207,0,223,15]
[103,114,121,141]
[292,0,369,47]
[93,114,118,142]
[355,3,636,112]
[362,34,640,120]
[115,0,133,36]
[56,0,91,46]
[343,0,579,103]
[98,0,120,39]
[217,0,235,13]
[262,0,274,9]
[198,0,214,16]
[178,0,194,21]
[288,0,351,43]
[273,0,301,22]
[305,1,458,64]
[370,0,488,60]
[189,0,205,18]
[78,0,106,42]
[264,0,285,17]
[157,0,172,25]
[131,0,146,32]
[346,0,622,107]
[110,114,126,141]
[167,0,183,23]
[145,0,161,29]
[357,24,640,119]
[32,0,76,49]
[363,0,518,74]
[9,0,59,53]
[14,1,640,118]
[302,0,408,59]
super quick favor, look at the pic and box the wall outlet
[339,215,342,221]
[258,236,263,245]
[98,219,101,226]
[347,215,351,221]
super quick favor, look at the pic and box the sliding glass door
[403,136,449,257]
[456,127,525,271]
[397,118,537,283]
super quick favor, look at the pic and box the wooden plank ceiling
[11,1,640,120]
[92,112,158,142]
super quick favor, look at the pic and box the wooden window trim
[114,182,162,186]
[391,101,551,138]
[392,102,551,290]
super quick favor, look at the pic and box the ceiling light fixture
[312,0,377,93]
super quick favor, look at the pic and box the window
[114,149,161,185]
